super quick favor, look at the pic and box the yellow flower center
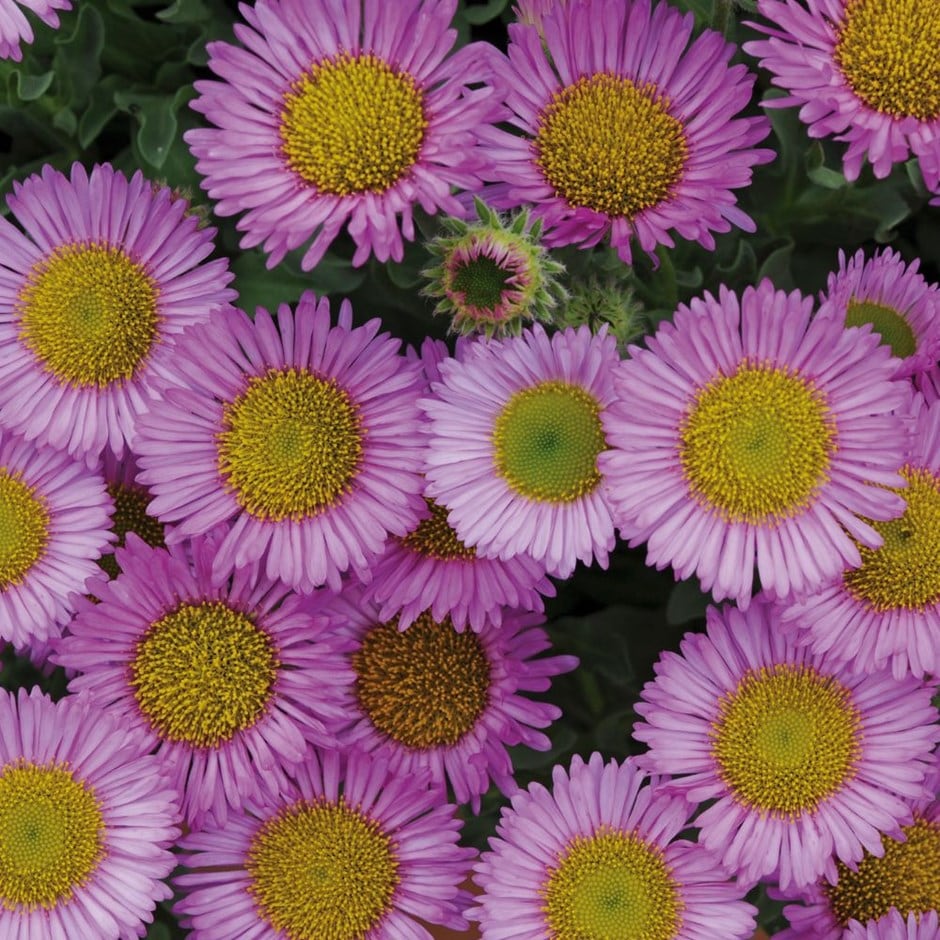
[535,73,688,219]
[843,466,940,612]
[16,243,159,387]
[280,52,427,196]
[845,299,917,359]
[98,483,165,580]
[0,470,49,590]
[826,816,940,926]
[679,362,837,524]
[400,499,476,561]
[542,827,683,940]
[130,600,279,748]
[493,380,606,503]
[834,0,940,120]
[248,797,399,940]
[353,612,491,749]
[217,368,363,522]
[711,665,862,817]
[0,761,104,910]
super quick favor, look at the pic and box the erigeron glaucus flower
[818,248,940,378]
[174,748,473,940]
[779,396,940,680]
[0,163,236,464]
[0,430,113,647]
[0,0,71,60]
[479,0,773,264]
[186,0,501,270]
[599,280,912,609]
[744,0,940,192]
[136,291,426,593]
[55,532,354,828]
[424,324,619,578]
[326,587,577,809]
[0,687,179,939]
[633,598,940,890]
[845,911,940,940]
[471,752,758,940]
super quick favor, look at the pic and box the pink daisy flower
[478,0,773,264]
[423,324,619,579]
[55,531,354,828]
[0,0,71,61]
[471,752,758,940]
[744,0,940,192]
[174,748,474,939]
[915,364,940,405]
[779,395,940,680]
[845,911,940,940]
[599,279,912,609]
[326,586,577,809]
[0,429,113,647]
[818,248,940,378]
[633,598,940,890]
[186,0,501,270]
[0,162,236,464]
[0,687,179,939]
[135,291,427,593]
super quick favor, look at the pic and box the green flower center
[493,380,606,503]
[543,828,683,940]
[449,256,513,312]
[280,52,426,195]
[0,761,105,910]
[0,470,49,590]
[16,243,159,387]
[248,797,399,940]
[845,299,917,359]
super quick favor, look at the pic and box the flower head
[174,748,473,939]
[0,163,236,463]
[744,0,940,191]
[479,0,773,263]
[471,752,758,939]
[0,0,71,61]
[186,0,501,270]
[633,598,940,890]
[600,280,912,608]
[56,531,354,828]
[136,291,427,593]
[0,687,179,939]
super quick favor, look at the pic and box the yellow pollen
[99,483,165,580]
[0,469,49,590]
[711,664,862,817]
[130,601,279,748]
[542,827,683,940]
[353,612,491,749]
[844,466,940,612]
[217,368,363,522]
[280,52,427,195]
[826,816,940,926]
[493,380,606,503]
[16,242,159,387]
[834,0,940,120]
[400,499,476,561]
[679,362,837,524]
[248,797,398,940]
[535,72,688,219]
[0,761,104,911]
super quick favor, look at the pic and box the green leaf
[10,70,54,102]
[757,240,795,289]
[54,4,105,110]
[462,0,510,25]
[145,922,172,940]
[157,0,210,23]
[78,75,120,148]
[136,96,178,169]
[666,578,710,626]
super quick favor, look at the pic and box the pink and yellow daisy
[0,687,179,939]
[744,0,940,191]
[0,162,236,463]
[423,324,619,579]
[135,291,427,593]
[633,598,940,890]
[55,531,354,828]
[600,280,912,608]
[0,0,71,61]
[0,429,113,647]
[471,752,758,940]
[479,0,773,263]
[174,748,474,939]
[186,0,501,270]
